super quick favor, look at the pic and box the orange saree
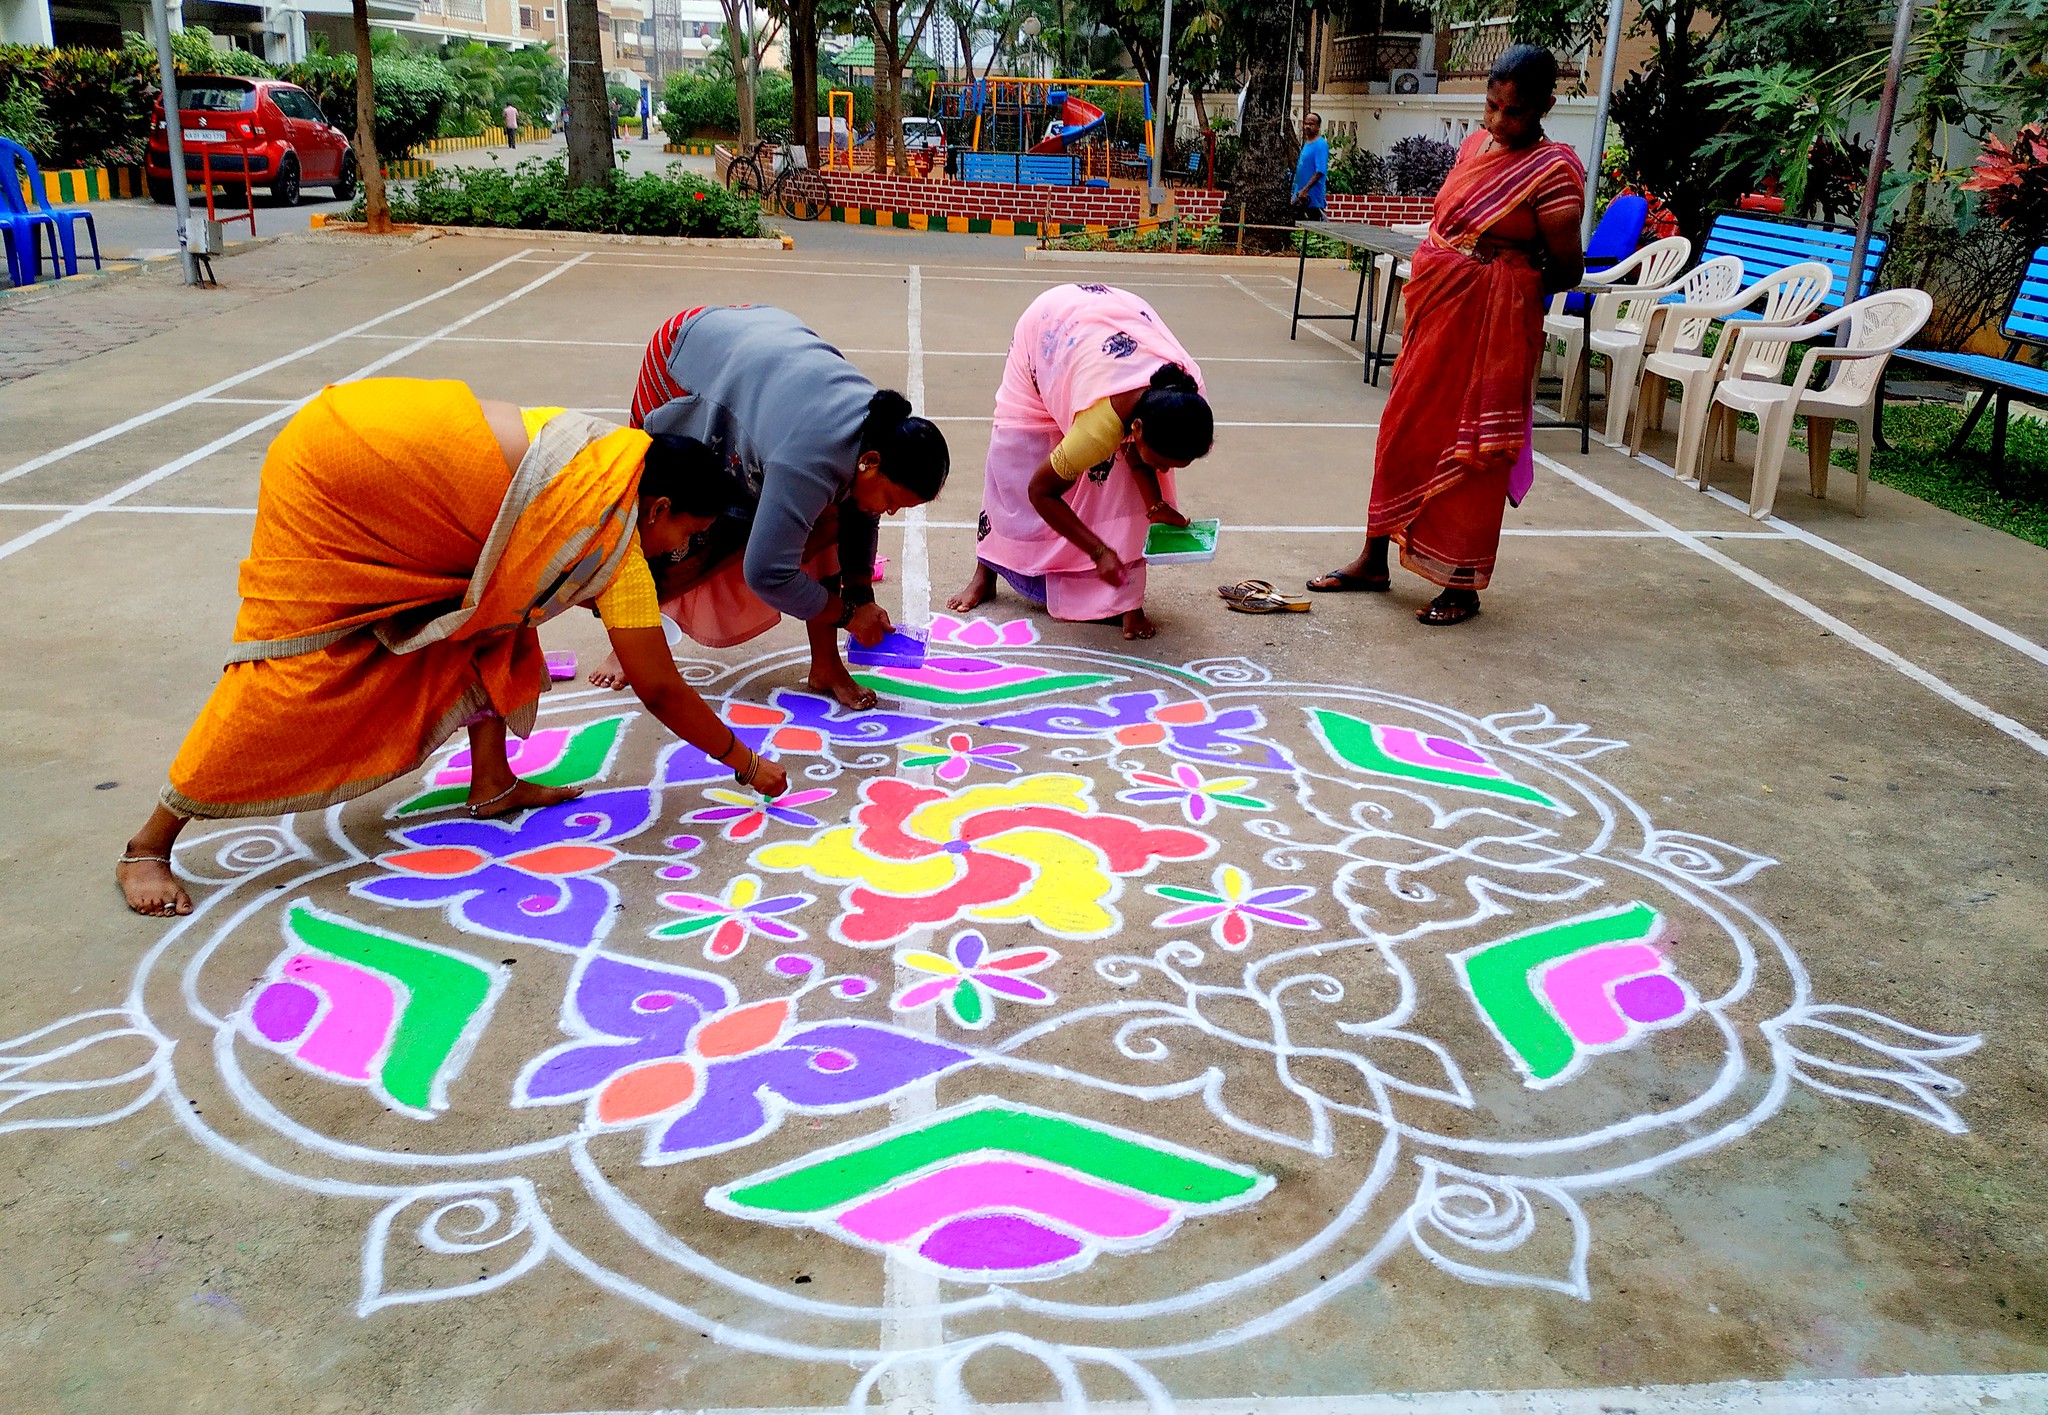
[1367,131,1585,589]
[164,378,650,819]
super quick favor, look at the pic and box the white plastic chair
[1709,288,1933,518]
[1630,261,1836,486]
[1542,235,1691,421]
[1595,255,1741,447]
[1624,257,1744,445]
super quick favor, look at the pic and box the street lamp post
[1149,0,1173,207]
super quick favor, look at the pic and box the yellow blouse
[523,406,664,633]
[1048,398,1126,481]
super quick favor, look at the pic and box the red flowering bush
[1962,123,2048,235]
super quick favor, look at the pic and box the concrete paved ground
[0,230,2043,1415]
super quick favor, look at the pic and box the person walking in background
[1293,112,1328,221]
[504,102,520,149]
[1308,46,1584,626]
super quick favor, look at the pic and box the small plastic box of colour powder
[544,651,578,680]
[846,625,931,669]
[1143,518,1221,564]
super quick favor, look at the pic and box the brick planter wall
[812,171,1435,231]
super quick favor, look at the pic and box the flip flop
[1227,590,1312,614]
[1307,570,1391,593]
[1216,578,1276,603]
[1416,596,1480,627]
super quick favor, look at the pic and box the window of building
[544,6,556,18]
[520,5,534,25]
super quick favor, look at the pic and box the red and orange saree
[1367,130,1585,589]
[164,378,649,819]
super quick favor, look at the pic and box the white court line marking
[511,256,1230,288]
[880,260,942,1415]
[337,336,1350,368]
[909,518,1790,539]
[1223,272,1365,367]
[0,255,593,566]
[0,246,536,486]
[352,333,644,348]
[1536,449,2048,760]
[1635,452,2048,672]
[528,1368,2048,1415]
[0,503,257,515]
[196,397,297,406]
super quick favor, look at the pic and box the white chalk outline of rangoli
[1,626,1984,1409]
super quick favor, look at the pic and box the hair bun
[1149,362,1199,395]
[867,389,914,425]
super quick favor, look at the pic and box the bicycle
[724,133,831,221]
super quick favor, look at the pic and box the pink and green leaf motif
[1117,763,1271,825]
[854,654,1120,708]
[891,929,1058,1029]
[395,714,630,816]
[1311,710,1567,814]
[1452,902,1695,1088]
[514,952,970,1163]
[927,613,1039,648]
[1148,864,1319,950]
[241,903,506,1119]
[686,787,835,842]
[706,1097,1272,1282]
[653,873,814,961]
[898,731,1026,784]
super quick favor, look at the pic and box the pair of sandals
[1306,568,1481,627]
[1216,579,1311,614]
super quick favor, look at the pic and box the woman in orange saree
[1310,45,1586,626]
[118,377,788,917]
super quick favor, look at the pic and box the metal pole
[1581,0,1626,242]
[1149,0,1174,207]
[1848,0,1915,304]
[149,0,198,286]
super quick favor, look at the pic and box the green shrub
[277,51,458,158]
[351,154,762,238]
[608,80,641,122]
[660,71,866,144]
[0,42,159,167]
[0,73,57,161]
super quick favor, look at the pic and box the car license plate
[183,128,228,143]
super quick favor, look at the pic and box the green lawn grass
[1804,401,2048,550]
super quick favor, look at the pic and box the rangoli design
[4,615,1982,1409]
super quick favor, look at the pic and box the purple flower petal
[688,807,752,823]
[764,809,821,827]
[751,918,806,942]
[1245,885,1316,907]
[1121,789,1186,804]
[1241,906,1317,928]
[660,892,725,912]
[1155,904,1227,928]
[953,932,987,968]
[977,974,1053,1002]
[771,954,818,975]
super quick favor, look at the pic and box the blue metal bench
[957,153,1077,186]
[1698,212,1886,313]
[1886,243,2048,482]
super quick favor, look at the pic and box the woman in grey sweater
[590,304,950,709]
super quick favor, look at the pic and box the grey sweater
[640,305,879,622]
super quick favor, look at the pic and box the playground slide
[1027,94,1106,155]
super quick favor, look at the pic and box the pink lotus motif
[432,729,571,787]
[927,614,1039,649]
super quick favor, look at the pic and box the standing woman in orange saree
[116,377,788,917]
[1309,46,1585,625]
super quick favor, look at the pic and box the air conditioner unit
[1390,69,1439,95]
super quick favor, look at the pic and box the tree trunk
[1234,0,1296,242]
[565,0,616,187]
[791,0,819,166]
[350,0,389,233]
[874,35,899,174]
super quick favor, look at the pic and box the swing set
[927,76,1154,186]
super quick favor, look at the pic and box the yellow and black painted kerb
[661,141,720,156]
[378,158,435,180]
[423,127,550,153]
[32,165,143,203]
[817,205,1100,237]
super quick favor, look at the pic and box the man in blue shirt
[1293,111,1329,219]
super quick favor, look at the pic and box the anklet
[467,782,522,818]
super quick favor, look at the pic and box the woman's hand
[1147,500,1190,528]
[741,753,789,798]
[1091,544,1126,587]
[846,600,893,648]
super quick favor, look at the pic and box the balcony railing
[1442,18,1584,79]
[420,0,487,21]
[1328,31,1425,85]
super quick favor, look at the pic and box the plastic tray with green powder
[1143,518,1221,564]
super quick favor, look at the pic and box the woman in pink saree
[948,283,1214,640]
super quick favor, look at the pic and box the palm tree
[565,0,617,185]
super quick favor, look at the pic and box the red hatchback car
[147,76,357,208]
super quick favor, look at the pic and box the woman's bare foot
[806,666,880,711]
[119,806,192,917]
[117,856,190,917]
[1121,607,1156,640]
[588,652,628,690]
[467,779,584,818]
[946,564,996,614]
